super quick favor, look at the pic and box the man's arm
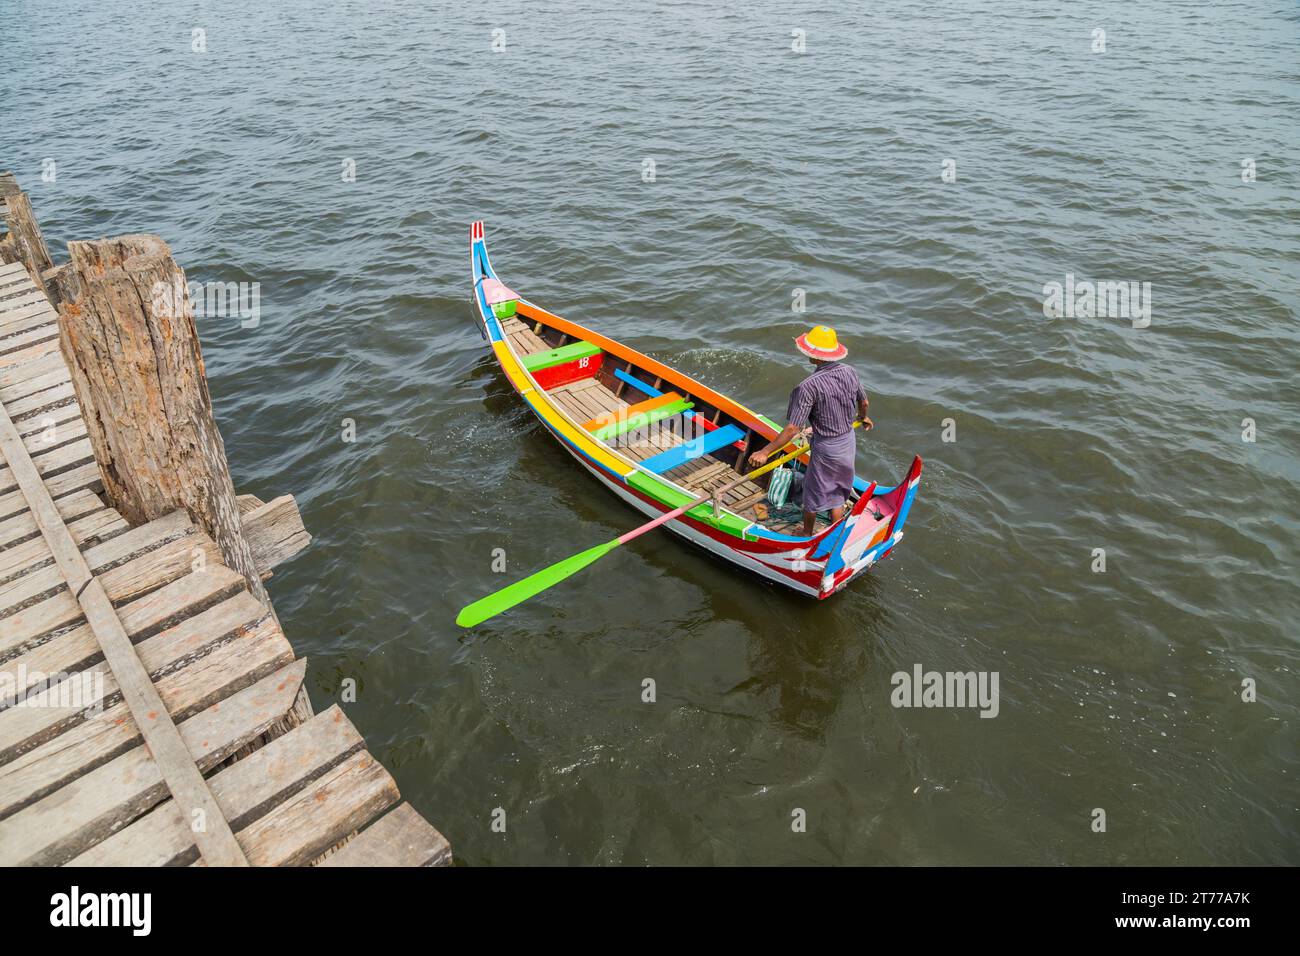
[748,423,803,468]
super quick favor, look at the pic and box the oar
[456,420,867,628]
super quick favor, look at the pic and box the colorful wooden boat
[468,221,922,598]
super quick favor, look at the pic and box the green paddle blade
[456,539,621,628]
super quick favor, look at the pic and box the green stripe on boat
[521,340,602,372]
[625,471,752,538]
[591,399,693,440]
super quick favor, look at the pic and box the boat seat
[613,367,745,450]
[521,340,601,373]
[585,392,694,441]
[613,368,663,398]
[640,424,746,474]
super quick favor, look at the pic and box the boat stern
[817,455,923,596]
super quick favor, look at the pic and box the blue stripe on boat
[614,368,662,398]
[640,424,746,474]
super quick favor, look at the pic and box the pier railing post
[54,234,271,607]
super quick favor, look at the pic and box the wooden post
[0,172,56,292]
[54,234,270,607]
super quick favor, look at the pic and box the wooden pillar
[0,172,56,290]
[54,234,270,607]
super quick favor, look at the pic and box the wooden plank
[0,624,296,821]
[3,383,77,422]
[71,704,364,866]
[0,363,68,403]
[0,565,245,708]
[222,750,399,867]
[318,803,452,867]
[0,509,192,622]
[15,417,87,458]
[0,278,33,300]
[0,282,43,305]
[0,507,126,585]
[548,391,588,422]
[0,289,50,315]
[13,401,81,439]
[0,436,95,495]
[0,323,57,356]
[0,353,67,394]
[0,487,103,548]
[241,494,311,576]
[0,301,54,331]
[0,533,220,661]
[0,658,304,866]
[0,335,60,371]
[0,592,269,761]
[0,464,101,521]
[728,489,768,513]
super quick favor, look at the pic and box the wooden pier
[0,176,450,867]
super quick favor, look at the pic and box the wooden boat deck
[0,255,451,866]
[501,315,821,535]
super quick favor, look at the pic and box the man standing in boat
[748,325,871,536]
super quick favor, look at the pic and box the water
[4,0,1297,865]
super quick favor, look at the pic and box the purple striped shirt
[786,362,866,440]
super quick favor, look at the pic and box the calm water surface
[5,0,1298,864]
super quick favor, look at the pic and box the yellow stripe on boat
[492,340,535,394]
[491,339,633,478]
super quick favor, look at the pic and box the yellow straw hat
[794,325,847,361]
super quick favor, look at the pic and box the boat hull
[468,221,921,598]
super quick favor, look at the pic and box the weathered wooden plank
[35,462,101,501]
[0,276,32,298]
[318,803,452,868]
[0,565,245,708]
[13,417,87,458]
[0,658,304,866]
[0,361,67,403]
[220,750,399,867]
[0,289,50,315]
[15,410,83,451]
[0,592,269,760]
[0,352,66,393]
[0,335,60,371]
[0,276,44,298]
[0,532,219,665]
[0,508,126,586]
[3,382,76,422]
[0,510,193,622]
[0,464,100,521]
[0,323,57,357]
[0,304,57,338]
[0,487,103,549]
[0,625,296,820]
[236,493,265,516]
[242,495,311,576]
[0,436,95,495]
[71,704,362,866]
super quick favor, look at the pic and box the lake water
[5,0,1297,864]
